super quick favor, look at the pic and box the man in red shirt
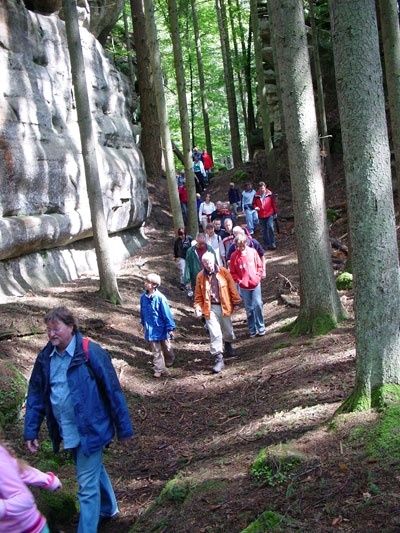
[252,181,278,250]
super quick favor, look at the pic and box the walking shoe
[224,341,236,358]
[153,371,162,378]
[212,353,225,373]
[257,330,266,336]
[249,332,257,338]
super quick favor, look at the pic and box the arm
[225,270,241,307]
[159,297,176,332]
[228,255,239,283]
[24,353,47,448]
[193,273,204,317]
[89,346,134,440]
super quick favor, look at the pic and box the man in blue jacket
[24,306,134,533]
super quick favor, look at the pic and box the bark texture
[330,0,400,409]
[167,0,198,236]
[379,0,400,199]
[269,0,344,333]
[63,0,121,304]
[143,0,183,230]
[131,0,162,180]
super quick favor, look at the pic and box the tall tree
[122,4,135,88]
[143,0,184,230]
[190,0,213,157]
[62,0,122,304]
[308,0,332,179]
[131,0,162,180]
[378,0,400,201]
[216,0,242,167]
[268,0,344,334]
[167,0,198,236]
[250,0,276,183]
[330,0,400,411]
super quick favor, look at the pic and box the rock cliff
[0,0,148,298]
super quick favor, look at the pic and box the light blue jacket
[140,289,176,341]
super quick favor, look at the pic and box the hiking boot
[212,353,225,374]
[224,341,236,358]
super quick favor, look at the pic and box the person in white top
[198,193,216,231]
[205,223,226,266]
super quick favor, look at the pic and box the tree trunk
[216,0,243,167]
[143,0,184,230]
[63,0,122,304]
[131,0,162,180]
[167,0,198,237]
[245,19,256,158]
[227,0,249,158]
[309,0,332,180]
[330,0,400,411]
[190,0,213,158]
[268,0,344,335]
[122,5,135,88]
[378,0,400,202]
[250,0,276,184]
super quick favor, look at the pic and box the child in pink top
[0,442,62,533]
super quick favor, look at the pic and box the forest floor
[1,163,400,532]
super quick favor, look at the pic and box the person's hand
[47,472,62,491]
[255,207,260,211]
[168,331,174,340]
[194,308,202,318]
[26,439,40,454]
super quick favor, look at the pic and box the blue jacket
[140,289,176,341]
[24,332,134,455]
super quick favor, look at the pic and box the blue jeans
[259,216,276,248]
[245,208,258,234]
[240,284,265,335]
[73,446,119,533]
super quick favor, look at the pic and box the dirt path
[2,171,398,532]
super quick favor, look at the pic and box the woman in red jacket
[252,181,277,250]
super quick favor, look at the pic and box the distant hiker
[184,232,216,294]
[226,226,266,276]
[202,149,214,182]
[174,227,193,289]
[24,306,134,533]
[176,170,185,187]
[241,182,258,235]
[228,182,241,216]
[229,234,266,337]
[193,158,207,192]
[140,273,176,378]
[194,252,241,373]
[205,222,226,266]
[177,180,188,225]
[253,181,278,250]
[0,439,62,533]
[221,217,235,254]
[198,193,216,231]
[210,201,235,226]
[192,146,203,162]
[213,218,224,236]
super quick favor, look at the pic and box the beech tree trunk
[250,0,276,183]
[378,0,400,201]
[268,0,344,335]
[191,0,213,158]
[330,0,400,411]
[167,0,198,236]
[216,0,242,167]
[62,0,122,304]
[143,0,183,230]
[131,0,162,180]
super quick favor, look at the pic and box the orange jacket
[194,267,241,319]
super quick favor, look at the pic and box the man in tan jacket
[194,252,241,373]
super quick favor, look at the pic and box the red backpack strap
[82,337,90,362]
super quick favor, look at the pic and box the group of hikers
[0,177,279,533]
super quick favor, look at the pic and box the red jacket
[252,189,277,218]
[229,246,263,289]
[202,151,213,171]
[178,185,188,203]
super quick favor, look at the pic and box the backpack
[82,336,90,361]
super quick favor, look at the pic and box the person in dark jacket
[228,182,241,216]
[173,228,193,289]
[24,306,134,533]
[140,273,176,378]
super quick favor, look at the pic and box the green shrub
[336,272,353,290]
[0,360,27,427]
[327,208,341,223]
[159,475,192,503]
[241,510,286,532]
[251,446,302,487]
[35,489,77,527]
[232,170,248,183]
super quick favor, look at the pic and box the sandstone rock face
[0,0,148,297]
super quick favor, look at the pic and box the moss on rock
[279,313,339,337]
[241,510,287,532]
[250,444,307,487]
[0,359,27,427]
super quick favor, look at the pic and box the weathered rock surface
[0,0,148,297]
